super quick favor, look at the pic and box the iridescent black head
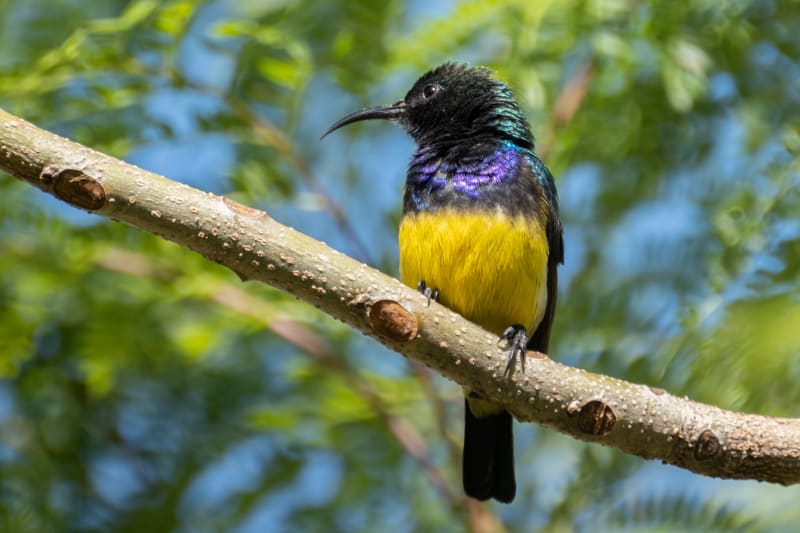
[322,62,534,150]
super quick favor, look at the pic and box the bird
[322,62,563,503]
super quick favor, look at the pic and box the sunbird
[323,63,563,503]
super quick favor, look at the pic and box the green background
[1,0,799,531]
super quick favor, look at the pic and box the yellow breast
[398,209,549,336]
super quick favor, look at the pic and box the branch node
[42,166,106,210]
[368,300,418,342]
[576,400,617,436]
[694,429,721,460]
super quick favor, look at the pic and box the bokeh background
[1,0,800,531]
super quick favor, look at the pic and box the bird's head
[322,62,534,150]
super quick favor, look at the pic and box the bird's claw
[416,280,439,307]
[499,325,528,376]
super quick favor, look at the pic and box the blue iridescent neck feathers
[407,142,523,198]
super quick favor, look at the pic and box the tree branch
[2,107,799,486]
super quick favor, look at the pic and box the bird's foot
[416,280,439,307]
[499,324,528,376]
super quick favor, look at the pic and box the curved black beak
[321,101,406,139]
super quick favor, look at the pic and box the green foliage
[1,0,800,531]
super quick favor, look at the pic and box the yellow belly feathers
[399,209,549,336]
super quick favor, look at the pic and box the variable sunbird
[323,63,563,503]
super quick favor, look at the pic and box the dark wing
[528,161,563,354]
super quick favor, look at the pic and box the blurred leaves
[215,19,312,91]
[1,0,800,531]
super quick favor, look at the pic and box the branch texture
[1,107,799,486]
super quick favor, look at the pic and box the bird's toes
[416,280,440,306]
[500,325,528,376]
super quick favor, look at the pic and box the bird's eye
[422,84,440,100]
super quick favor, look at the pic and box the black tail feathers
[462,399,516,503]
